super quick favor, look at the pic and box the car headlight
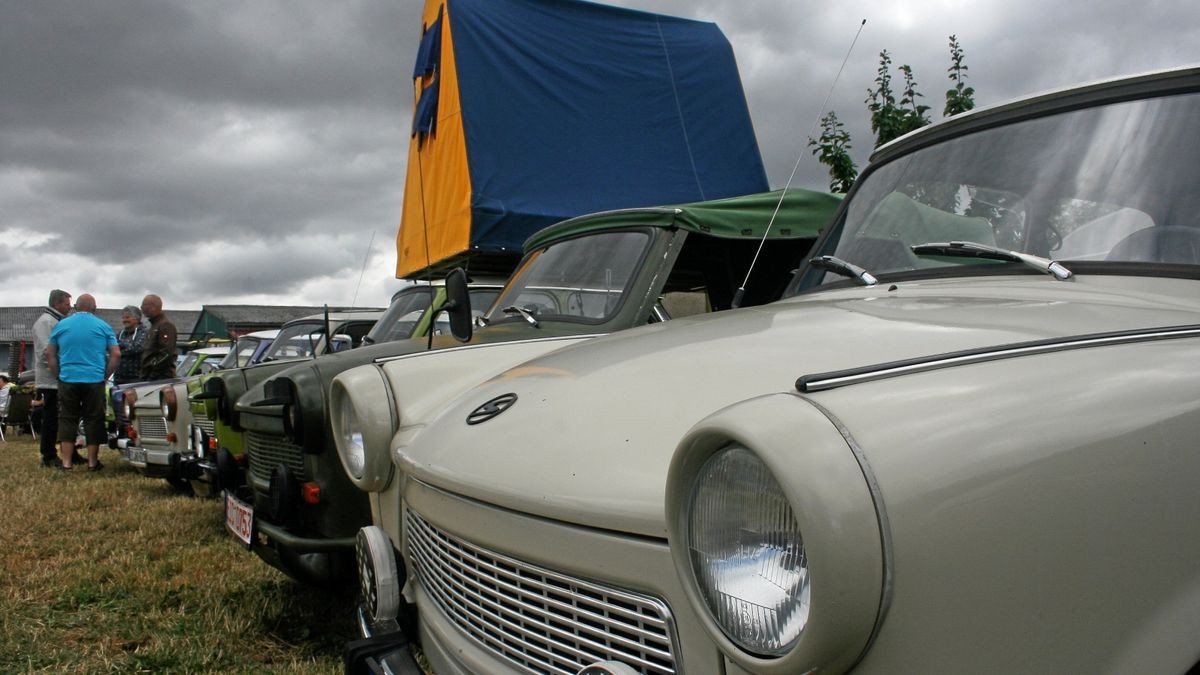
[159,387,177,421]
[124,390,138,420]
[339,394,367,478]
[330,365,396,492]
[667,395,887,674]
[193,424,207,458]
[687,444,808,656]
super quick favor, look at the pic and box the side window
[341,322,375,348]
[658,231,818,315]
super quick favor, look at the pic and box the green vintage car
[344,66,1200,674]
[229,189,841,587]
[187,309,386,496]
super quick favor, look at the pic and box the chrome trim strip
[373,334,606,365]
[798,324,1200,393]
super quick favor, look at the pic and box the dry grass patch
[0,438,355,673]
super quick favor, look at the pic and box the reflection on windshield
[365,287,435,344]
[803,91,1200,289]
[262,323,324,361]
[486,231,649,324]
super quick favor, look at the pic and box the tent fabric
[522,188,843,253]
[397,0,769,279]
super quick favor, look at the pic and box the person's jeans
[37,388,58,462]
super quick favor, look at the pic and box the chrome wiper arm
[911,241,1073,280]
[809,255,878,286]
[501,305,539,327]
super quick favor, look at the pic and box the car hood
[399,274,1200,538]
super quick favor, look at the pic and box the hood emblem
[467,393,518,425]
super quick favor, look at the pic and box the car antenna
[351,229,376,308]
[731,18,866,309]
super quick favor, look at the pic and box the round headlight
[159,387,177,421]
[124,390,138,420]
[193,424,207,458]
[330,366,396,492]
[339,394,367,479]
[687,444,809,656]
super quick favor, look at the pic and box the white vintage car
[341,66,1200,674]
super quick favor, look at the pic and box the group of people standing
[31,289,177,470]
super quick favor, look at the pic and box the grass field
[0,437,357,673]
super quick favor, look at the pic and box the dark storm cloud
[1,0,1197,308]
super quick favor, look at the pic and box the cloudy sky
[2,0,1197,311]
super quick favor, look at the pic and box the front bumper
[224,487,356,585]
[401,479,723,675]
[121,442,196,480]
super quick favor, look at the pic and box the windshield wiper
[809,255,878,286]
[911,241,1073,280]
[502,305,539,327]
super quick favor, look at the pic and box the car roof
[871,64,1200,165]
[284,309,385,326]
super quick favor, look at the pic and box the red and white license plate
[224,491,254,547]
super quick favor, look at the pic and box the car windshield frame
[364,286,437,345]
[791,89,1200,294]
[484,228,654,326]
[260,321,325,362]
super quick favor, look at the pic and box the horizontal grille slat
[406,509,677,674]
[410,527,672,671]
[410,524,673,660]
[193,410,215,437]
[246,431,307,482]
[136,416,168,441]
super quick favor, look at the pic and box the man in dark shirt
[139,294,177,381]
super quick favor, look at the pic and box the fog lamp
[356,526,401,623]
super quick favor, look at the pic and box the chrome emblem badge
[466,393,518,425]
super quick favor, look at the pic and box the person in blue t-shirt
[46,294,119,470]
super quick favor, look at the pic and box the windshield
[177,352,199,375]
[485,230,650,324]
[261,322,325,362]
[364,287,435,344]
[798,91,1200,291]
[219,338,264,368]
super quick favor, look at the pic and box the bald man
[139,294,177,380]
[46,294,119,470]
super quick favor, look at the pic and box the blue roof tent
[397,0,769,278]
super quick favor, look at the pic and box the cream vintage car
[341,66,1200,674]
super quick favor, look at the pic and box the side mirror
[442,268,473,343]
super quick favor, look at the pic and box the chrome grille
[246,431,307,482]
[406,509,677,674]
[136,416,168,441]
[193,410,215,437]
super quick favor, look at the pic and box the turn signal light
[301,482,321,505]
[166,432,177,443]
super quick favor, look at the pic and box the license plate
[224,491,254,548]
[128,447,147,464]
